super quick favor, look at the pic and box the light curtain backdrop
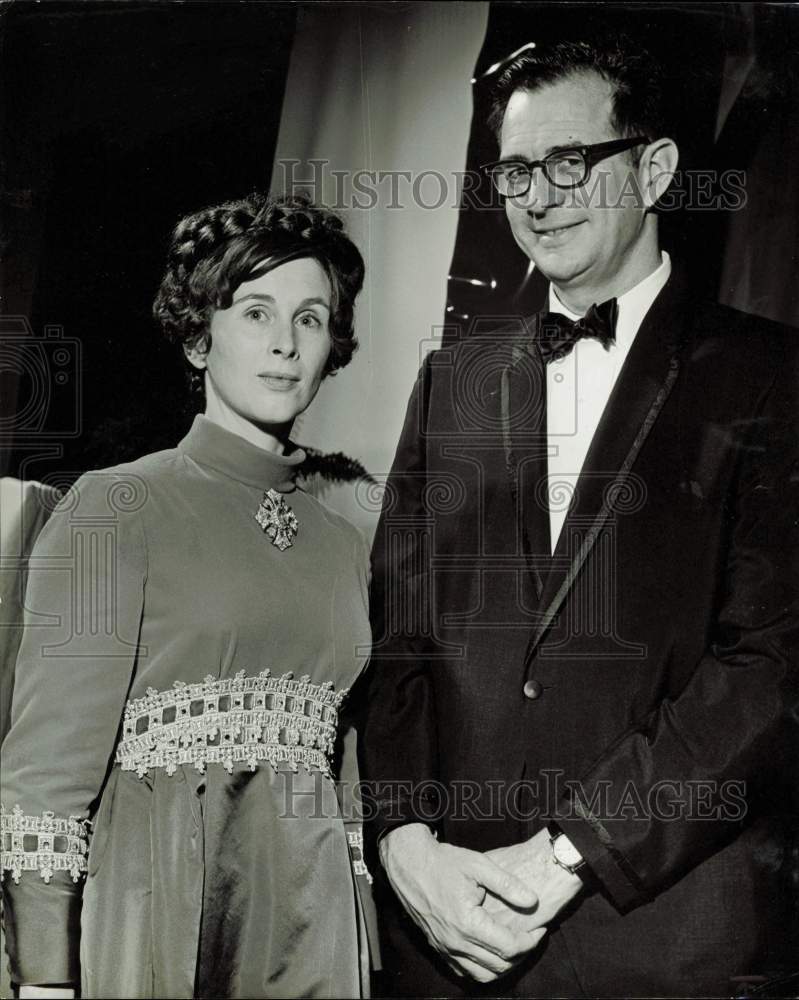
[271,1,489,539]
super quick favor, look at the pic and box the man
[361,36,798,998]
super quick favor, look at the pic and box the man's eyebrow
[544,141,584,155]
[497,142,585,164]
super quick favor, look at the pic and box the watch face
[553,835,583,868]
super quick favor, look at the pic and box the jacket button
[523,679,544,700]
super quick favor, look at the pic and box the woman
[1,194,373,998]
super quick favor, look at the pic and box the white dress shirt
[546,252,672,552]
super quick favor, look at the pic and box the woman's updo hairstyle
[153,192,364,379]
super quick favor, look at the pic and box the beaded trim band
[346,828,373,884]
[115,669,348,779]
[1,804,90,884]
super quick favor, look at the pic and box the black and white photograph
[1,1,797,997]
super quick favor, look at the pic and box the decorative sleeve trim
[1,804,90,884]
[346,828,373,884]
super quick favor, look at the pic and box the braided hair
[153,193,364,383]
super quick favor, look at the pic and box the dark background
[1,2,797,993]
[2,0,798,479]
[2,0,296,481]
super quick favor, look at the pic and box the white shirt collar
[547,251,672,344]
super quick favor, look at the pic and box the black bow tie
[537,298,619,363]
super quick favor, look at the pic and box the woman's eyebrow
[233,293,330,309]
[296,296,330,310]
[235,292,276,303]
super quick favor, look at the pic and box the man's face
[500,72,648,295]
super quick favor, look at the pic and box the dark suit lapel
[527,269,693,655]
[501,330,551,599]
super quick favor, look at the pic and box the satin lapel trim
[527,274,690,657]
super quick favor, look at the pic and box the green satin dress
[1,415,374,998]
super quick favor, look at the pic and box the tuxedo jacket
[360,269,799,997]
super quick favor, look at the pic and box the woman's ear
[184,335,209,370]
[639,137,679,209]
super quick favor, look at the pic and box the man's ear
[640,138,679,209]
[184,336,209,371]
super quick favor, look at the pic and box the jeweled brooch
[254,488,298,551]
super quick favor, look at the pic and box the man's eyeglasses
[482,136,650,198]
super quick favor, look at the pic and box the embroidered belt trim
[115,669,348,779]
[1,804,90,884]
[346,828,373,884]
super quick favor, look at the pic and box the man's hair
[153,192,364,379]
[487,35,670,146]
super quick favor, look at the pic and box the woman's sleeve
[338,523,373,884]
[1,470,147,986]
[335,526,381,971]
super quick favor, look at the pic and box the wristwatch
[549,828,586,877]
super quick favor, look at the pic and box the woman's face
[188,257,333,447]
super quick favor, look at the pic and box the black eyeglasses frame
[482,136,651,196]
